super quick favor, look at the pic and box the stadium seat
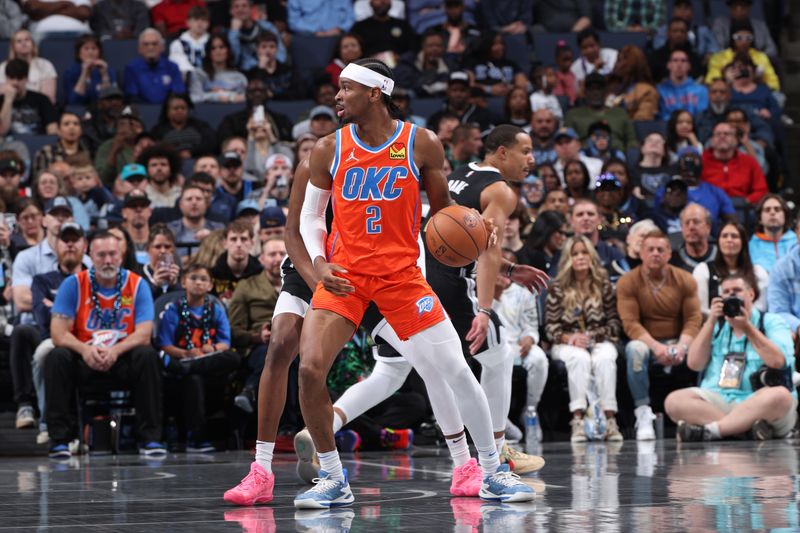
[709,0,764,21]
[598,31,649,52]
[0,40,8,62]
[137,104,161,130]
[502,33,530,75]
[666,0,706,25]
[194,103,243,130]
[102,39,140,69]
[39,38,77,104]
[532,33,577,66]
[634,120,668,142]
[270,100,315,123]
[14,135,58,157]
[410,98,445,120]
[290,34,338,88]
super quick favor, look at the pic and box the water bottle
[524,406,539,444]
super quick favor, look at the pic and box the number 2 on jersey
[366,205,382,234]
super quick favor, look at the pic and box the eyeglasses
[732,33,754,42]
[713,131,736,137]
[559,230,574,237]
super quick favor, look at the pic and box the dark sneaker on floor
[676,421,707,442]
[234,387,256,414]
[49,443,71,459]
[335,430,361,453]
[380,428,413,450]
[186,441,215,453]
[751,419,774,441]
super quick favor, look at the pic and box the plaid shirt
[32,140,91,178]
[604,0,665,32]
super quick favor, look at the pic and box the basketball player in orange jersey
[292,58,535,508]
[224,159,487,505]
[225,155,547,508]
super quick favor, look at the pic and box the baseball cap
[45,196,73,216]
[665,176,688,191]
[594,172,622,190]
[58,221,84,240]
[118,105,142,124]
[0,158,22,174]
[99,86,124,100]
[554,127,579,141]
[523,174,541,185]
[677,146,701,159]
[120,163,148,181]
[449,71,470,86]
[309,105,336,121]
[265,153,294,171]
[589,120,612,136]
[236,199,260,217]
[222,151,242,168]
[585,72,607,88]
[260,206,286,228]
[123,189,151,208]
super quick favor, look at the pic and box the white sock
[445,433,471,467]
[332,412,345,433]
[495,435,505,453]
[318,450,345,482]
[704,422,721,440]
[476,443,501,477]
[255,440,274,473]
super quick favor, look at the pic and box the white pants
[516,343,548,408]
[551,341,618,413]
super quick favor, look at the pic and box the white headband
[339,63,394,96]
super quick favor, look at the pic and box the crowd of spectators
[0,0,796,455]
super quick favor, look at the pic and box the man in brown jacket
[617,229,702,441]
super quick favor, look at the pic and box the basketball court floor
[2,439,798,531]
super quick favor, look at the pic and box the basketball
[425,205,489,267]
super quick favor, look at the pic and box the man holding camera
[664,274,796,441]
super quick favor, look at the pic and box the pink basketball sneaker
[450,458,483,497]
[224,462,275,506]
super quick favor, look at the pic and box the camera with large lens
[749,365,792,391]
[722,296,744,317]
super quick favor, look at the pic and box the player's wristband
[478,307,493,317]
[506,262,516,277]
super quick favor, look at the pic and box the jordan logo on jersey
[346,148,359,163]
[388,142,406,160]
[449,180,469,195]
[416,296,434,315]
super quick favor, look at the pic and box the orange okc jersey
[72,270,143,343]
[327,121,421,275]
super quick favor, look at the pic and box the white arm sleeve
[299,182,332,263]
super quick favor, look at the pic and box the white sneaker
[504,418,523,442]
[570,417,587,443]
[634,405,656,441]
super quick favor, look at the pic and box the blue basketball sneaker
[293,469,355,509]
[479,464,535,503]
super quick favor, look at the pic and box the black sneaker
[676,420,707,442]
[751,419,774,441]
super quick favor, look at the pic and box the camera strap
[724,311,765,353]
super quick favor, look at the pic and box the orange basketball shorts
[311,266,446,341]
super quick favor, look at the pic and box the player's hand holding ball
[426,205,491,268]
[313,257,354,297]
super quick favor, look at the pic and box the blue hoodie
[767,247,800,332]
[657,78,709,120]
[749,231,798,275]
